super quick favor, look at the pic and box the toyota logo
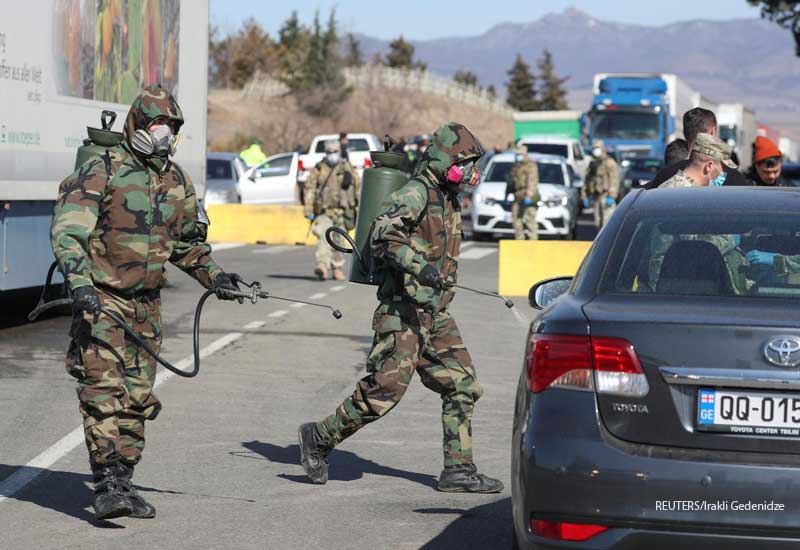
[764,336,800,368]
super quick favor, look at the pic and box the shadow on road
[237,441,438,488]
[416,497,512,549]
[267,274,324,282]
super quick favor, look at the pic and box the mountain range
[356,7,800,138]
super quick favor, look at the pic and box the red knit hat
[754,136,782,164]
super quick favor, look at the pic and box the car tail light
[363,158,372,168]
[531,519,608,541]
[298,160,304,172]
[526,334,648,397]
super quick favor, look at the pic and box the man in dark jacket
[747,136,791,187]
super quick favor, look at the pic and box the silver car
[205,152,247,204]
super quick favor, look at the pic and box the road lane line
[268,310,289,318]
[252,246,293,255]
[309,292,328,300]
[0,329,250,504]
[290,303,307,309]
[329,285,347,292]
[460,248,497,260]
[461,242,475,250]
[244,320,266,330]
[210,243,246,252]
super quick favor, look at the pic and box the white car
[471,153,579,240]
[241,152,301,204]
[297,133,381,185]
[517,136,588,183]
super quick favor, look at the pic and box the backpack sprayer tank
[74,110,123,169]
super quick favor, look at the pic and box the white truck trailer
[0,0,209,293]
[718,103,757,169]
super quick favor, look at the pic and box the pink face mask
[446,161,480,186]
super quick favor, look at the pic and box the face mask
[710,166,727,187]
[592,148,602,158]
[132,124,177,157]
[326,153,340,165]
[446,160,479,187]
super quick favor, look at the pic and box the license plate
[697,388,800,436]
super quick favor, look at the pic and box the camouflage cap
[324,140,341,153]
[124,84,184,142]
[414,122,485,179]
[692,133,736,169]
[592,139,605,149]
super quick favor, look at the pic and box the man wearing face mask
[298,122,503,494]
[582,140,620,229]
[50,84,243,521]
[304,140,360,281]
[508,145,539,240]
[659,133,736,188]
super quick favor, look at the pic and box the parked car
[513,187,800,549]
[297,133,381,186]
[517,136,589,181]
[204,152,248,204]
[471,153,579,240]
[780,162,800,187]
[241,151,300,204]
[620,156,663,196]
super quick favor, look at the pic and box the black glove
[72,285,100,317]
[341,171,354,190]
[213,272,244,303]
[418,265,445,290]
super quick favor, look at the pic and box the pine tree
[453,70,479,88]
[345,33,363,67]
[277,11,310,82]
[486,84,497,99]
[385,35,426,71]
[208,18,279,89]
[505,54,538,111]
[749,0,800,55]
[536,49,569,110]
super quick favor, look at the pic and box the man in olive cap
[659,133,737,188]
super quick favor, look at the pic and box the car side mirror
[529,277,573,309]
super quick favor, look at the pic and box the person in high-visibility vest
[240,139,268,168]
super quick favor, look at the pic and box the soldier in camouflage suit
[51,84,243,520]
[583,140,620,229]
[304,140,360,281]
[509,145,539,240]
[299,123,503,494]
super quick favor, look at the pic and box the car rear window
[523,143,569,158]
[485,161,565,185]
[207,159,232,180]
[601,213,800,298]
[314,138,371,153]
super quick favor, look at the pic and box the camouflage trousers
[512,202,538,240]
[65,287,162,466]
[592,194,616,229]
[311,212,346,272]
[318,302,484,467]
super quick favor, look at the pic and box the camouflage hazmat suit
[51,85,224,468]
[509,151,539,240]
[317,123,485,467]
[583,146,620,229]
[304,154,360,277]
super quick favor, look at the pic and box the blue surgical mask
[711,167,727,187]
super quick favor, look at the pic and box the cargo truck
[718,103,757,168]
[1,1,208,295]
[586,73,715,160]
[512,111,583,141]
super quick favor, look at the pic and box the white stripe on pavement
[268,310,289,318]
[243,320,266,330]
[0,329,250,503]
[252,246,293,255]
[210,243,246,252]
[329,285,347,292]
[461,242,475,250]
[309,293,328,300]
[290,303,307,309]
[460,248,497,260]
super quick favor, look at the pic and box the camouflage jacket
[659,170,698,189]
[508,159,540,203]
[51,85,222,295]
[371,122,483,313]
[304,160,360,217]
[584,155,620,198]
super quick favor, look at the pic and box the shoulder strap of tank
[409,176,432,229]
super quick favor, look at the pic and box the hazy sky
[210,0,762,40]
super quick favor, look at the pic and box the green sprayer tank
[74,110,123,169]
[347,150,410,285]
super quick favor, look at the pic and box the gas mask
[131,124,178,157]
[445,160,480,188]
[325,152,340,165]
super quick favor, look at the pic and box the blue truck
[585,73,717,161]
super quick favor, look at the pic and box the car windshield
[592,111,660,140]
[523,143,569,158]
[601,212,800,299]
[485,161,565,185]
[207,159,233,180]
[623,158,662,176]
[315,138,371,153]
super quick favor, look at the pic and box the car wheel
[236,194,242,204]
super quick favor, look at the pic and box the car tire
[236,194,242,204]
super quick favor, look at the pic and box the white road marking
[290,303,307,309]
[243,320,266,330]
[329,285,347,292]
[252,246,293,255]
[461,242,475,250]
[268,310,289,318]
[460,248,497,260]
[0,329,250,503]
[210,243,246,252]
[309,293,328,300]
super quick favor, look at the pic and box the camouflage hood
[414,122,484,182]
[123,84,184,143]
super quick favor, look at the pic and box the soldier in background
[508,145,539,240]
[304,140,360,281]
[298,122,503,494]
[583,140,620,229]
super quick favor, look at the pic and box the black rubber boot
[298,422,332,484]
[116,462,157,519]
[437,463,504,494]
[92,463,133,520]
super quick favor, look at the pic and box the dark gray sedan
[513,187,800,549]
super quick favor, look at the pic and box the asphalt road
[0,238,543,550]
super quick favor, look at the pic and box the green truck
[512,110,583,141]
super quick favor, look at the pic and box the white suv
[471,153,579,240]
[517,136,588,183]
